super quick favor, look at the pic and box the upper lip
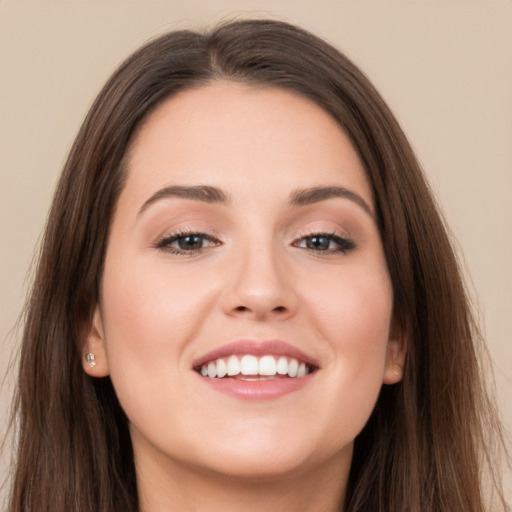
[192,339,320,369]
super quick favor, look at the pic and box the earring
[85,353,96,368]
[393,364,403,378]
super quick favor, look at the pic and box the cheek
[99,255,217,379]
[306,258,392,339]
[97,256,220,437]
[302,262,393,421]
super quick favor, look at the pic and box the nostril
[232,305,286,314]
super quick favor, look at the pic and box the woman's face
[86,81,404,482]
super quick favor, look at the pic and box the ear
[382,319,407,385]
[82,306,110,377]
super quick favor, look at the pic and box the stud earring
[85,353,96,368]
[392,363,404,378]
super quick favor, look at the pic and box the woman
[7,18,508,512]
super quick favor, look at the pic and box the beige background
[1,0,511,506]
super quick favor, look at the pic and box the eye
[155,231,221,255]
[294,233,355,254]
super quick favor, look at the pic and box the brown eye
[294,233,356,254]
[305,235,331,251]
[177,234,204,250]
[156,232,220,254]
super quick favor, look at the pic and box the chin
[197,449,315,481]
[186,427,347,481]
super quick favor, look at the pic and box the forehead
[123,81,373,208]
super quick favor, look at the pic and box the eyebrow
[138,185,230,215]
[138,184,373,218]
[289,186,374,218]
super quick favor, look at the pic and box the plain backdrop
[1,0,511,506]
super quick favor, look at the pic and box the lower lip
[197,373,315,400]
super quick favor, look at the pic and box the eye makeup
[154,228,222,255]
[292,230,356,254]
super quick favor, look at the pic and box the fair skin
[85,81,405,512]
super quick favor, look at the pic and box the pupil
[308,236,329,250]
[179,235,202,250]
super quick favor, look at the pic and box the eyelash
[292,231,356,254]
[155,229,356,255]
[155,229,221,255]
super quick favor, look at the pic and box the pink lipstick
[193,340,318,400]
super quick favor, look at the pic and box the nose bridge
[222,230,296,320]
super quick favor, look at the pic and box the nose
[221,243,298,322]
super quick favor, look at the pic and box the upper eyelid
[292,228,350,241]
[156,226,219,240]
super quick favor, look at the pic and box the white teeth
[199,355,313,379]
[216,358,227,378]
[259,355,277,376]
[276,356,288,375]
[240,355,259,375]
[226,355,240,376]
[288,358,299,378]
[207,361,217,378]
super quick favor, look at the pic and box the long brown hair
[7,19,508,511]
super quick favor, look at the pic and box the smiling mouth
[195,354,316,380]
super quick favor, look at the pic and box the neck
[135,445,350,512]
